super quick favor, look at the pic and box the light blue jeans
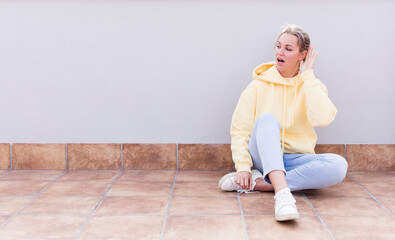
[249,112,348,191]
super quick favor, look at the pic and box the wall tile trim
[1,144,394,171]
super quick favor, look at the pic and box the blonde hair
[277,24,310,54]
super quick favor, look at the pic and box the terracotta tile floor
[0,170,394,239]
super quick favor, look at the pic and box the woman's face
[275,33,307,75]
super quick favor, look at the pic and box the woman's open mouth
[277,58,285,64]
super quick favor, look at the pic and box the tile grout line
[344,144,346,162]
[166,195,237,198]
[0,170,11,178]
[237,193,250,240]
[343,170,395,173]
[1,169,78,171]
[0,170,67,230]
[348,173,394,217]
[72,170,123,240]
[303,193,336,240]
[160,169,178,240]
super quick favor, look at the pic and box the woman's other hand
[235,171,252,189]
[299,46,318,73]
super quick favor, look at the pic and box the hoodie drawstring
[281,86,286,156]
[281,83,298,156]
[291,83,297,129]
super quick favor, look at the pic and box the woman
[218,24,348,221]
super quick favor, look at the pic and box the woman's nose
[276,47,284,55]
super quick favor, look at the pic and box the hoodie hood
[252,62,301,86]
[252,62,302,155]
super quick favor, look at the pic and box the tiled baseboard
[0,143,394,171]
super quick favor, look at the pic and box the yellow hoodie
[230,62,337,173]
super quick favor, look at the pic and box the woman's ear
[300,50,308,61]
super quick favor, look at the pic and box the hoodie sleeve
[230,81,257,173]
[300,69,337,127]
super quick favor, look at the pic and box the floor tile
[42,182,111,196]
[349,172,395,183]
[301,181,370,197]
[239,191,276,197]
[0,197,32,215]
[359,182,395,197]
[77,215,164,239]
[176,170,229,182]
[12,143,66,170]
[0,170,63,181]
[57,170,119,182]
[245,215,331,240]
[163,216,245,240]
[173,181,235,197]
[169,196,240,215]
[20,196,101,215]
[376,197,395,214]
[0,215,86,239]
[117,170,175,182]
[94,196,169,215]
[240,196,315,216]
[0,181,48,196]
[123,144,177,170]
[67,143,121,170]
[307,196,391,217]
[323,216,395,240]
[107,181,173,196]
[240,190,305,198]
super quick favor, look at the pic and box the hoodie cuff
[236,164,252,174]
[300,69,316,83]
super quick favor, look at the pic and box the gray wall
[0,0,394,144]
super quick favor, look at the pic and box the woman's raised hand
[299,46,318,73]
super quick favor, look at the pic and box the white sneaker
[274,187,299,221]
[218,169,263,193]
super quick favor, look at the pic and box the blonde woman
[218,24,348,221]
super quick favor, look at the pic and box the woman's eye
[275,45,280,48]
[286,48,292,51]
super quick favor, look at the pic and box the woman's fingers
[241,176,246,189]
[235,172,252,189]
[305,46,317,69]
[239,175,247,189]
[312,51,318,68]
[309,47,314,61]
[299,46,317,73]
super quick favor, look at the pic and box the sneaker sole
[217,169,261,190]
[275,212,299,221]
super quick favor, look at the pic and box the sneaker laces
[275,189,295,206]
[236,179,259,194]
